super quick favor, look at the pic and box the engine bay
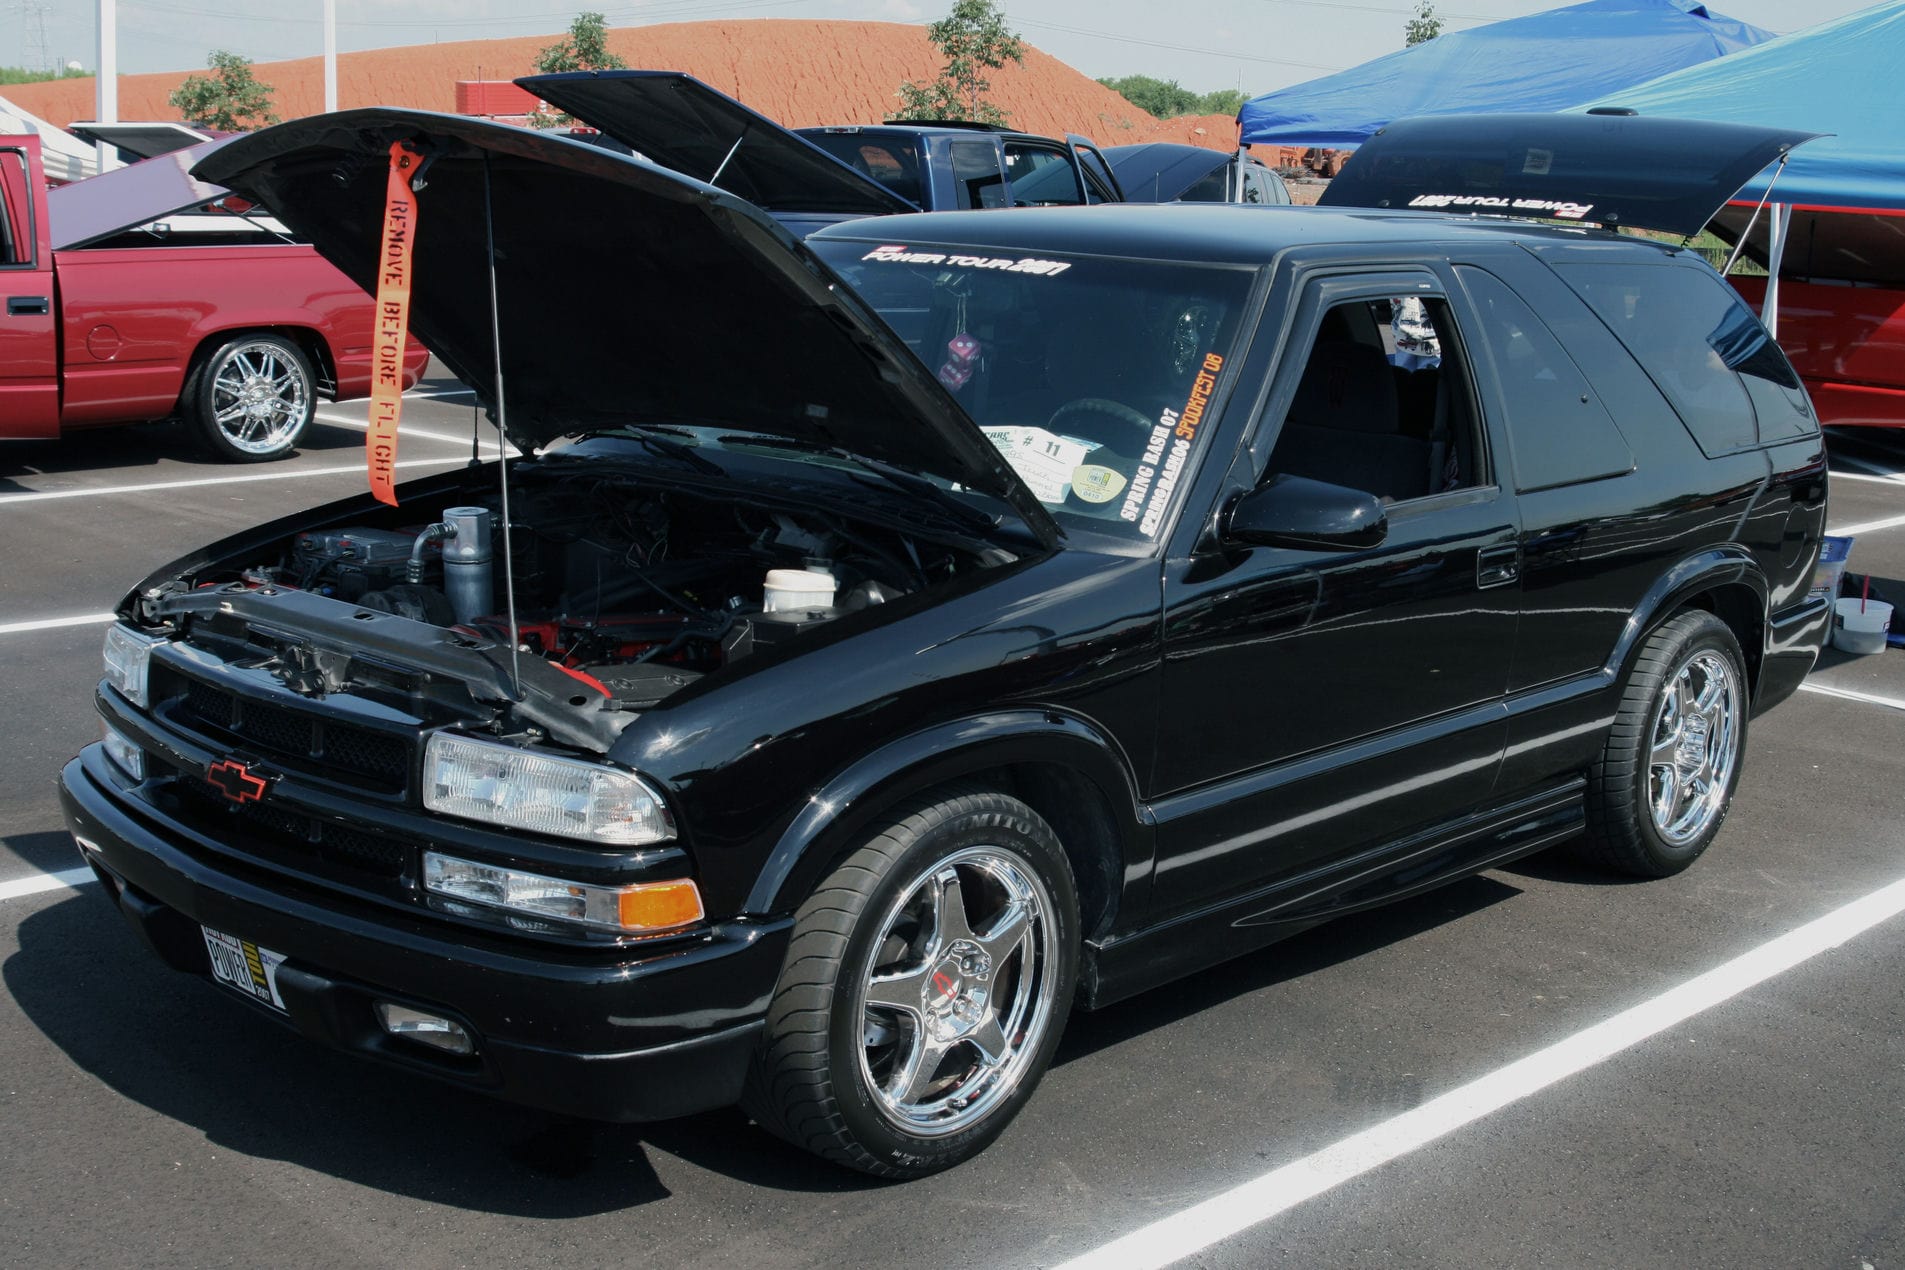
[165,466,1005,718]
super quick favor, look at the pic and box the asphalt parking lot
[2,376,1902,1268]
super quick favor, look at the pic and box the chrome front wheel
[856,846,1062,1138]
[743,788,1079,1178]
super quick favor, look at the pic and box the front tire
[1582,610,1748,877]
[185,334,315,462]
[743,787,1079,1178]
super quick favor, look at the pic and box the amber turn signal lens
[619,879,704,932]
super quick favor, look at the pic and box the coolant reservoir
[762,568,836,613]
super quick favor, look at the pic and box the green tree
[533,11,627,74]
[1194,88,1250,116]
[1405,1,1443,46]
[894,0,1024,127]
[167,51,278,131]
[1097,74,1197,118]
[529,11,627,127]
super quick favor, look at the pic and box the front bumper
[59,747,791,1123]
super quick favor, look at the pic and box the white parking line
[0,457,464,507]
[1056,873,1905,1270]
[1833,457,1905,482]
[0,613,115,636]
[312,411,510,455]
[0,867,95,902]
[1829,509,1905,537]
[1800,681,1905,712]
[406,388,476,400]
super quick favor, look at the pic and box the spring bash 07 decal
[1121,352,1224,537]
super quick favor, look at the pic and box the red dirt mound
[5,19,1188,146]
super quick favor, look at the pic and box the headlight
[423,852,703,934]
[102,624,161,707]
[422,732,675,845]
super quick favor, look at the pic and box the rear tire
[185,334,315,462]
[1581,610,1747,877]
[743,786,1079,1178]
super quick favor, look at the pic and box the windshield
[811,238,1257,545]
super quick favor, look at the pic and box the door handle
[6,296,49,316]
[1476,545,1520,589]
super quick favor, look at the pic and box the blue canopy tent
[1583,2,1905,210]
[1238,0,1771,149]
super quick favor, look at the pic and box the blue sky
[8,0,1881,98]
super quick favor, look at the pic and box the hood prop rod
[481,150,524,699]
[1720,151,1791,277]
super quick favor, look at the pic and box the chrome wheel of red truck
[188,335,315,462]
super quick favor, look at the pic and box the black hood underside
[191,109,1056,547]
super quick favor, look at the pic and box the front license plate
[201,926,288,1012]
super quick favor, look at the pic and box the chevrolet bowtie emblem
[206,759,268,805]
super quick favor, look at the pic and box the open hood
[516,70,917,219]
[49,135,240,250]
[192,109,1057,546]
[1103,143,1229,204]
[1320,113,1823,238]
[67,120,218,161]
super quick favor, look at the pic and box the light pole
[95,0,116,174]
[324,0,337,112]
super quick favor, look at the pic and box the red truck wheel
[185,335,316,462]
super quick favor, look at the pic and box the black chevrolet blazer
[60,111,1831,1177]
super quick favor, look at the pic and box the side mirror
[1223,474,1388,551]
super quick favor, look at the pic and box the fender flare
[742,709,1152,919]
[1605,545,1769,681]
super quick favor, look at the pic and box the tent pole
[1763,202,1790,339]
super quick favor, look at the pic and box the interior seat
[1270,341,1431,501]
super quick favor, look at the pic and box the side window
[0,149,30,267]
[949,140,1006,210]
[1004,143,1084,206]
[1555,260,1814,452]
[1456,267,1636,492]
[1177,167,1228,203]
[1266,293,1485,503]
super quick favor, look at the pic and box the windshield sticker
[1521,148,1553,176]
[1120,352,1225,536]
[1406,193,1593,220]
[984,426,1095,504]
[1071,464,1127,504]
[861,245,1072,277]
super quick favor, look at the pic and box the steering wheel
[1045,398,1154,451]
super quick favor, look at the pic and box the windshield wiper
[715,432,1004,536]
[565,424,725,476]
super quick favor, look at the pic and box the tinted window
[1267,293,1486,503]
[1556,260,1813,452]
[0,150,29,267]
[1457,267,1634,491]
[800,133,924,207]
[1004,143,1084,206]
[812,239,1256,544]
[1178,167,1228,203]
[949,140,1004,210]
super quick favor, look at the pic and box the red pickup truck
[0,134,428,461]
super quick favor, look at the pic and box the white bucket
[763,568,835,613]
[1832,597,1892,655]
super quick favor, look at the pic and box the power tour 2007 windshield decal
[1121,351,1224,537]
[859,245,1073,276]
[1406,193,1594,220]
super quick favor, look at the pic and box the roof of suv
[807,201,1676,266]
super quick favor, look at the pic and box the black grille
[172,678,411,792]
[170,770,410,879]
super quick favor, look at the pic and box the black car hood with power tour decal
[516,70,918,220]
[1321,113,1824,238]
[192,109,1058,548]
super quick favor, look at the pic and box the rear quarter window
[1554,259,1816,453]
[1456,266,1635,492]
